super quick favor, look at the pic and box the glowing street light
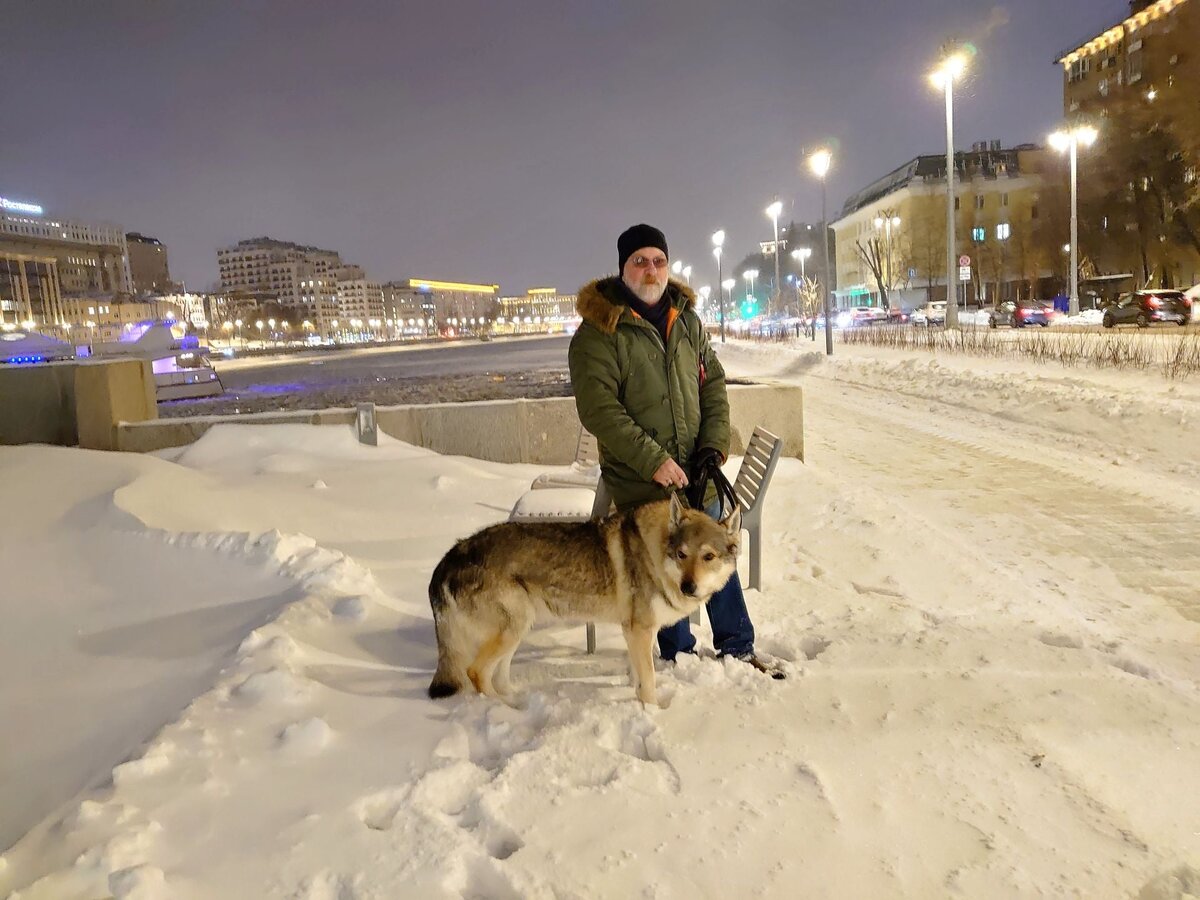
[712,229,727,342]
[1049,124,1099,316]
[808,148,834,354]
[791,246,812,281]
[742,268,759,304]
[930,47,969,328]
[765,199,783,316]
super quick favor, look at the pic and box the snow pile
[3,341,1200,898]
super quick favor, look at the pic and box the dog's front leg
[623,625,658,706]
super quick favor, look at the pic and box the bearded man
[567,223,785,678]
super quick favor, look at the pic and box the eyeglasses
[630,255,669,270]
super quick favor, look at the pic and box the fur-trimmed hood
[576,276,697,335]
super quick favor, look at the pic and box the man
[568,223,785,679]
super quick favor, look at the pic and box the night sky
[2,1,1123,295]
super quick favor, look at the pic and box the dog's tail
[427,553,467,699]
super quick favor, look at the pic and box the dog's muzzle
[681,580,696,596]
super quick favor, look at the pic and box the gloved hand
[689,446,724,479]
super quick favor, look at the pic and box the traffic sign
[958,255,971,267]
[959,266,971,282]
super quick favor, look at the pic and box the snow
[3,338,1200,898]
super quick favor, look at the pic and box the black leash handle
[685,457,739,517]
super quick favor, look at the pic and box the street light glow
[721,278,736,291]
[765,200,783,220]
[808,149,832,179]
[929,52,967,88]
[711,230,725,249]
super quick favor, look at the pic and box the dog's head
[665,493,741,601]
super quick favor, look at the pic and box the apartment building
[830,143,1055,309]
[216,237,342,335]
[1059,0,1196,118]
[1057,0,1199,287]
[126,232,174,295]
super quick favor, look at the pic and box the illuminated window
[972,227,986,242]
[996,223,1011,240]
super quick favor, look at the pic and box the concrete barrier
[1,358,158,449]
[0,361,79,446]
[74,359,158,451]
[117,382,804,462]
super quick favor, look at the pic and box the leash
[684,456,739,517]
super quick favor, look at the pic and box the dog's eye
[703,552,716,562]
[676,549,687,560]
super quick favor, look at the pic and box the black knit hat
[617,224,669,272]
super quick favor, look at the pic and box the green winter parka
[568,276,730,512]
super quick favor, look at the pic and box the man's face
[622,246,669,305]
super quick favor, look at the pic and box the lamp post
[791,247,812,282]
[766,199,783,316]
[1049,124,1098,316]
[712,230,726,342]
[930,49,968,329]
[721,278,736,331]
[682,264,692,286]
[808,149,834,354]
[742,269,758,315]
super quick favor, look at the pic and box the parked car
[836,307,885,328]
[909,307,928,325]
[922,301,946,325]
[1101,290,1191,328]
[989,299,1053,328]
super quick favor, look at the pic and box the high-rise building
[1,194,131,327]
[333,266,385,326]
[126,232,174,295]
[216,237,342,335]
[1057,0,1199,287]
[1058,0,1196,119]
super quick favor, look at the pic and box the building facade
[498,288,579,326]
[216,237,342,335]
[401,279,500,330]
[1057,0,1200,288]
[1,195,132,326]
[126,232,174,295]
[831,144,1054,310]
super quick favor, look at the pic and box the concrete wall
[0,361,78,446]
[1,358,157,449]
[117,382,804,462]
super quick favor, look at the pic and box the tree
[854,236,889,308]
[907,194,948,303]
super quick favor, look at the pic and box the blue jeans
[657,496,755,660]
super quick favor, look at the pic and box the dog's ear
[720,503,741,537]
[669,491,685,528]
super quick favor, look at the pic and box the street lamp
[808,148,834,354]
[930,48,969,328]
[721,278,736,330]
[742,269,758,318]
[791,247,812,281]
[765,199,783,317]
[1049,124,1099,316]
[682,264,692,285]
[712,230,726,342]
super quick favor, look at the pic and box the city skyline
[3,0,1122,294]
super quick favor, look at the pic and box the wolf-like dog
[427,493,741,706]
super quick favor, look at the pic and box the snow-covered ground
[2,339,1199,899]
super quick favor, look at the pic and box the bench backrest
[576,429,599,467]
[733,426,783,517]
